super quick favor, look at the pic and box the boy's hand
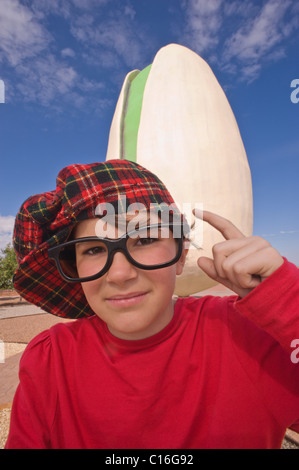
[193,209,284,298]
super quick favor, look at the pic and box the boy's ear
[176,241,189,276]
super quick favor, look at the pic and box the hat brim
[14,244,94,319]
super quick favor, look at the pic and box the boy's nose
[106,251,138,284]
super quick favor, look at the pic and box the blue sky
[0,0,299,264]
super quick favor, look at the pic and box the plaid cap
[13,159,181,319]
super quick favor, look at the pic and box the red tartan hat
[13,159,180,319]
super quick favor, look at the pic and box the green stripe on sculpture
[123,64,152,162]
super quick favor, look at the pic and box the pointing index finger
[193,209,245,240]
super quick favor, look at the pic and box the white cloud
[0,0,74,108]
[238,63,262,83]
[70,0,108,10]
[224,0,291,63]
[61,48,76,58]
[181,0,299,82]
[0,215,15,251]
[280,230,299,235]
[182,0,223,52]
[262,230,299,237]
[223,0,256,18]
[69,7,145,69]
[30,0,71,20]
[30,0,108,19]
[2,0,298,109]
[15,55,78,106]
[124,4,136,20]
[0,0,143,110]
[0,0,50,66]
[13,54,108,113]
[223,0,299,81]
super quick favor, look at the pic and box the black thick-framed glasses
[48,223,184,283]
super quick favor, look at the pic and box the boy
[5,159,299,448]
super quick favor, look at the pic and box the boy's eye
[77,244,106,256]
[85,246,105,255]
[136,237,159,246]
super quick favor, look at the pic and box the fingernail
[193,208,203,219]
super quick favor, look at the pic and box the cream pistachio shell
[106,44,253,295]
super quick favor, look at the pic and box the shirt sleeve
[5,330,57,449]
[232,257,299,434]
[234,258,299,354]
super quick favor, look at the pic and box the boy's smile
[73,217,187,340]
[105,290,149,308]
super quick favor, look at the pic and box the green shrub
[0,243,17,290]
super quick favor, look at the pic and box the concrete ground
[0,295,73,448]
[0,302,72,407]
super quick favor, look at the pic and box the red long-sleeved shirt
[5,259,299,449]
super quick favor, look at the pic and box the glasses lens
[58,239,108,280]
[127,226,179,267]
[56,225,181,281]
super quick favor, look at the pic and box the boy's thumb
[197,256,218,282]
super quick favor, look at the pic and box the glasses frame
[48,223,184,283]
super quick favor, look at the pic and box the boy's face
[73,216,187,340]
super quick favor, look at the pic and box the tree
[0,243,18,290]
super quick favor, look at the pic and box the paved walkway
[0,300,73,448]
[0,303,72,407]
